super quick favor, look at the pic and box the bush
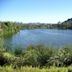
[0,45,72,67]
[47,47,72,67]
[0,49,15,66]
[20,45,54,67]
[14,48,23,56]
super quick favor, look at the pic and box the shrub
[0,49,15,66]
[14,48,23,56]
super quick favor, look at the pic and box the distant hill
[62,18,72,24]
[61,18,72,29]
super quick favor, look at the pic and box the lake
[3,29,72,50]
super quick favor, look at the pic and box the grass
[0,66,72,72]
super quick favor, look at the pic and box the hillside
[61,18,72,29]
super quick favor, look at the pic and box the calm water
[4,29,72,50]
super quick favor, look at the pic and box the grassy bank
[0,45,72,67]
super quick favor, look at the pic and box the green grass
[0,66,72,72]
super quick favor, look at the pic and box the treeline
[0,45,72,67]
[19,18,72,29]
[0,18,72,34]
[21,23,72,29]
[23,18,72,29]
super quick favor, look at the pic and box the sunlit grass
[0,66,72,72]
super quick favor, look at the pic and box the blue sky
[0,0,72,23]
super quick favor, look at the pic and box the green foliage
[0,49,14,66]
[0,44,72,68]
[11,45,72,67]
[14,48,23,56]
[23,49,39,67]
[47,47,72,67]
[0,37,4,49]
[0,21,21,36]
